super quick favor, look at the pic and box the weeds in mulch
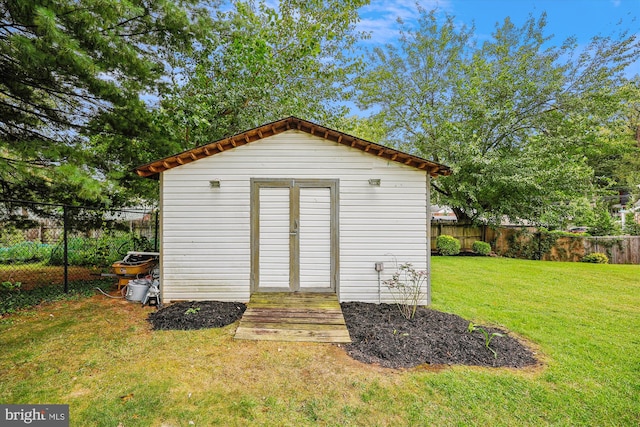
[467,321,505,359]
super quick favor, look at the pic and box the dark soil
[148,301,246,330]
[341,302,538,369]
[147,300,538,369]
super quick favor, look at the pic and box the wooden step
[234,292,351,343]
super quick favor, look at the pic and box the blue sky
[358,0,639,76]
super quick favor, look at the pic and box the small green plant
[184,307,201,315]
[1,281,22,291]
[467,322,504,359]
[472,241,492,256]
[436,235,461,256]
[581,252,609,264]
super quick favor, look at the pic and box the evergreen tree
[0,0,214,206]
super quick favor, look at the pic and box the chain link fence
[0,199,159,293]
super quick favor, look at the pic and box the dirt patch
[341,302,538,369]
[147,300,538,369]
[148,301,246,330]
[1,266,101,290]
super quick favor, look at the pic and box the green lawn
[1,257,638,426]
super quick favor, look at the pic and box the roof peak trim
[135,116,451,179]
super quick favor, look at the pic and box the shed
[136,117,450,304]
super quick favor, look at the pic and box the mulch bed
[147,300,538,369]
[148,301,246,330]
[341,302,537,369]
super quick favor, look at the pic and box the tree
[87,0,369,203]
[355,8,640,226]
[0,0,214,206]
[613,77,640,203]
[149,0,369,150]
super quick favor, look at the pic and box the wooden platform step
[234,292,351,343]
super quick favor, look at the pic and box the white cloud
[357,0,453,45]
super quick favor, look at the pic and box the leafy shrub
[0,242,51,264]
[549,229,590,237]
[588,206,621,236]
[1,281,22,291]
[49,237,99,266]
[581,253,609,264]
[623,217,640,236]
[472,241,492,256]
[436,235,461,256]
[0,226,26,247]
[48,234,155,266]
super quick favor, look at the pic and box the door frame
[250,178,339,294]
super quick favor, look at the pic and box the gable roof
[135,116,451,179]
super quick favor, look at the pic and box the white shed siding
[160,130,428,303]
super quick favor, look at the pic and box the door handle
[290,219,298,236]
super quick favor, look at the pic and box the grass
[0,278,112,315]
[0,257,639,426]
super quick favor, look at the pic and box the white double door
[251,179,337,293]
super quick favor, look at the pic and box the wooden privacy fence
[430,222,487,251]
[431,222,640,264]
[586,237,640,264]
